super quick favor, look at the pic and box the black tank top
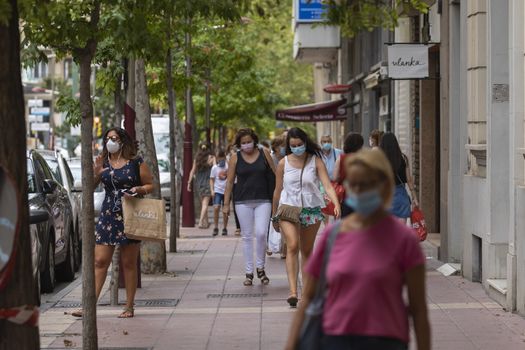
[233,150,271,203]
[395,155,408,185]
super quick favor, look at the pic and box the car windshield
[27,158,36,193]
[154,134,169,155]
[69,164,104,192]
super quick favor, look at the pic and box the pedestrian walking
[223,128,276,286]
[210,150,229,236]
[72,127,155,319]
[270,134,286,167]
[320,134,342,181]
[272,127,341,307]
[188,144,215,228]
[333,132,364,217]
[226,144,241,236]
[285,149,430,350]
[380,132,418,222]
[369,129,384,148]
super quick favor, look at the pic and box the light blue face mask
[279,147,286,157]
[344,189,383,216]
[290,145,306,156]
[322,143,332,151]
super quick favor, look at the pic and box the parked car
[68,158,105,223]
[27,150,76,294]
[29,209,49,304]
[157,154,171,211]
[39,150,82,270]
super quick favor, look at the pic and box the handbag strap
[313,221,341,300]
[299,155,308,207]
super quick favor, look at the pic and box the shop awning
[275,99,348,122]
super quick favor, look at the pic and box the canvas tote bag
[122,196,167,241]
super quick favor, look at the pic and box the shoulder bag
[275,156,308,224]
[296,221,341,350]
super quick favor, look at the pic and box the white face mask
[106,139,121,154]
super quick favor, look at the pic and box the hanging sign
[387,44,429,79]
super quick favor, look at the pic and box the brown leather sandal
[118,306,134,318]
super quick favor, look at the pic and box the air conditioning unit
[379,95,389,116]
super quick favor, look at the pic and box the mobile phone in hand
[121,189,138,197]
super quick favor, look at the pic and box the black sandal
[256,268,270,285]
[243,273,254,286]
[287,294,298,308]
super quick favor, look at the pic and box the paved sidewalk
[39,218,525,349]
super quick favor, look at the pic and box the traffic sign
[30,107,50,116]
[296,0,327,22]
[28,114,43,123]
[27,99,43,107]
[31,122,50,131]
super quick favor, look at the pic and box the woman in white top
[272,127,341,307]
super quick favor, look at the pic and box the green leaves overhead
[325,0,429,38]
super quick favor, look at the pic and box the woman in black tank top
[224,129,276,286]
[380,133,418,222]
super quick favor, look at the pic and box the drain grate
[207,293,267,299]
[54,299,179,308]
[176,249,207,254]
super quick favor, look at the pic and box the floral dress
[95,157,143,245]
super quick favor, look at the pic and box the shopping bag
[321,181,345,216]
[410,206,427,241]
[267,225,281,254]
[122,196,167,241]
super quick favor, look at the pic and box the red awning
[275,99,348,122]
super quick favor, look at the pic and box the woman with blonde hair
[285,149,430,350]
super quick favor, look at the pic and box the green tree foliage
[325,0,429,37]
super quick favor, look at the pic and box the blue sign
[297,0,327,22]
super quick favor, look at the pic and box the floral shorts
[299,207,325,227]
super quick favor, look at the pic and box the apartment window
[24,62,49,81]
[63,58,73,80]
[465,1,487,177]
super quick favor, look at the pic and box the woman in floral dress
[72,127,154,318]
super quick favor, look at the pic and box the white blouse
[279,155,325,208]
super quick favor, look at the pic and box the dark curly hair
[101,127,137,160]
[343,132,364,154]
[234,128,259,149]
[285,127,321,157]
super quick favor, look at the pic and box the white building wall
[394,18,412,158]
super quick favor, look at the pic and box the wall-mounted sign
[387,44,429,79]
[30,107,50,116]
[28,114,43,123]
[296,0,327,22]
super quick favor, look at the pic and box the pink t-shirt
[305,215,425,344]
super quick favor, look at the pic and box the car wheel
[57,235,75,282]
[40,239,55,293]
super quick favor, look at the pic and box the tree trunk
[166,47,180,253]
[134,58,166,273]
[0,1,40,347]
[79,49,98,349]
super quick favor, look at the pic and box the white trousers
[235,202,272,274]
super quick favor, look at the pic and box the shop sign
[296,0,327,22]
[387,44,429,79]
[27,99,43,107]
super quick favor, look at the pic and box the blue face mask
[218,160,226,168]
[279,147,286,157]
[322,143,332,151]
[290,145,306,156]
[344,189,383,216]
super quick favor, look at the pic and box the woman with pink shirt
[285,149,430,350]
